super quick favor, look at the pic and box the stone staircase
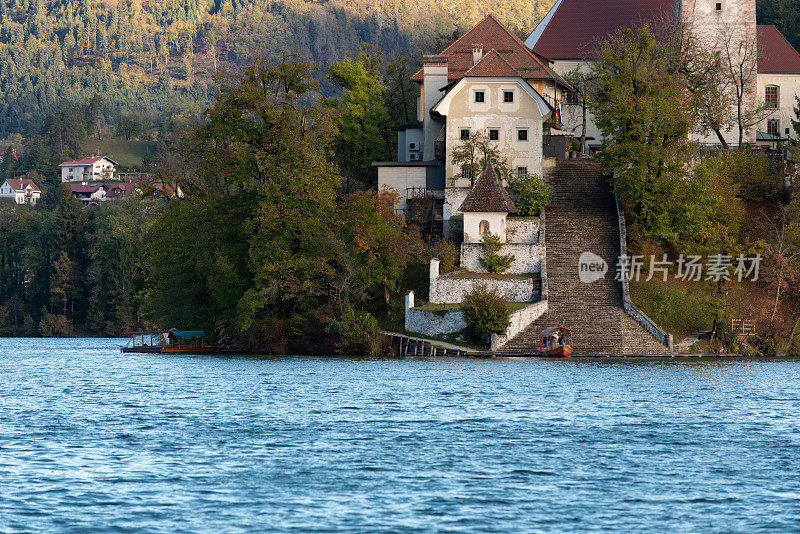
[497,159,671,357]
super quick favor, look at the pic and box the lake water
[1,338,799,532]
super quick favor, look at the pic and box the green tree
[115,113,143,140]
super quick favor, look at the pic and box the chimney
[472,44,484,65]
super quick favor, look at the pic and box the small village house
[0,178,41,206]
[106,182,140,199]
[69,183,107,205]
[59,156,117,183]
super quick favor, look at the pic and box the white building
[374,15,571,214]
[59,156,117,183]
[69,183,107,206]
[526,0,800,148]
[0,178,41,206]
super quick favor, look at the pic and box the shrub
[479,232,515,273]
[39,314,73,337]
[429,239,459,274]
[462,286,511,342]
[326,307,384,356]
[510,172,550,216]
[722,149,779,201]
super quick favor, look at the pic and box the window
[489,129,500,141]
[517,129,529,142]
[564,90,579,105]
[715,2,722,11]
[517,166,528,179]
[766,85,779,109]
[479,220,490,236]
[503,90,514,103]
[474,91,485,103]
[462,167,474,183]
[460,129,471,141]
[768,119,780,136]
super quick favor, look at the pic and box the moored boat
[540,326,573,358]
[121,329,219,354]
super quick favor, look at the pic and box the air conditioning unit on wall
[409,153,419,161]
[409,142,419,151]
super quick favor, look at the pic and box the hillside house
[0,178,41,206]
[69,183,107,205]
[527,0,800,147]
[106,182,140,199]
[59,156,117,183]
[374,15,572,219]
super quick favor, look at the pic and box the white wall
[463,212,507,243]
[444,79,545,187]
[377,167,428,210]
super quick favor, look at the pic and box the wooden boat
[121,329,220,354]
[540,326,573,358]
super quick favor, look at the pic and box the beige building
[374,15,570,219]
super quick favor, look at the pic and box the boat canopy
[170,330,205,339]
[540,326,571,340]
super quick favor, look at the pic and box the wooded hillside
[0,0,555,136]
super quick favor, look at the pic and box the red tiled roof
[412,14,566,85]
[758,25,800,74]
[465,49,522,77]
[59,156,117,167]
[459,162,517,213]
[531,0,676,60]
[5,178,40,192]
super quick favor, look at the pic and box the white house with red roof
[59,156,117,183]
[0,178,41,206]
[527,0,800,146]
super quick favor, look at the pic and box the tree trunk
[713,127,729,149]
[580,104,587,153]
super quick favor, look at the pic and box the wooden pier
[382,331,487,358]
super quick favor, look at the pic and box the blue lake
[1,338,800,532]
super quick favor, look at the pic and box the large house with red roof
[0,178,41,206]
[59,156,117,183]
[527,0,800,147]
[375,14,571,218]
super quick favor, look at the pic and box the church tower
[678,0,758,143]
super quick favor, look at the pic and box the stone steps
[498,159,671,357]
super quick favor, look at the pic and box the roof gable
[465,49,522,77]
[459,162,517,213]
[5,178,41,192]
[529,0,676,60]
[412,14,566,84]
[758,25,800,74]
[59,156,118,167]
[432,76,553,118]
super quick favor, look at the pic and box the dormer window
[474,91,485,103]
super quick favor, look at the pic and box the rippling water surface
[1,338,800,532]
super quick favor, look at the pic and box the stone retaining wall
[405,307,467,336]
[460,244,545,274]
[506,218,540,243]
[615,191,673,350]
[491,301,549,351]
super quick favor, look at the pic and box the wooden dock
[381,331,489,358]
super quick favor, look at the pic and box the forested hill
[0,0,555,136]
